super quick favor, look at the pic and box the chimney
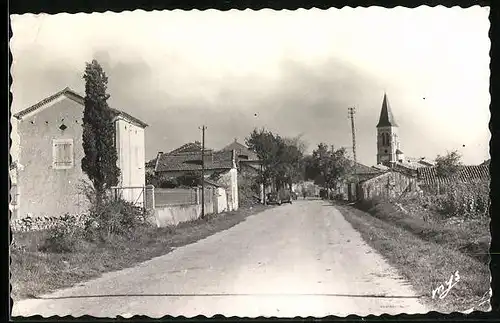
[154,152,164,172]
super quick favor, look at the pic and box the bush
[238,174,262,206]
[85,198,147,240]
[37,198,148,253]
[38,214,84,253]
[422,181,489,219]
[355,196,384,212]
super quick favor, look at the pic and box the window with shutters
[52,139,74,169]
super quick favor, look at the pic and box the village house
[220,139,265,203]
[417,164,490,194]
[13,87,148,219]
[154,142,239,211]
[335,162,386,201]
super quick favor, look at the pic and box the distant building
[221,139,265,203]
[154,142,239,211]
[417,164,490,193]
[13,87,148,219]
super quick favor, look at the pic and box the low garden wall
[11,213,90,232]
[149,201,215,227]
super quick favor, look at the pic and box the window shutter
[54,142,63,166]
[62,143,72,165]
[52,139,74,169]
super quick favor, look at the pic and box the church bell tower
[376,93,402,166]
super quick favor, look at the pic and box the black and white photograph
[9,5,491,318]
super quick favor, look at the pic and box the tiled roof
[13,87,148,128]
[354,162,383,175]
[352,161,386,182]
[417,164,490,185]
[168,142,205,155]
[404,157,435,167]
[222,140,259,161]
[377,93,398,127]
[156,150,234,172]
[372,164,390,171]
[145,159,157,168]
[204,179,222,187]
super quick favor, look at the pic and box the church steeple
[377,93,398,128]
[376,93,401,166]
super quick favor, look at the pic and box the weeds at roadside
[336,204,490,313]
[11,204,269,301]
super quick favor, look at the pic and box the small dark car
[266,189,293,205]
[266,192,281,205]
[279,189,293,204]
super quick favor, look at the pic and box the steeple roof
[377,93,398,127]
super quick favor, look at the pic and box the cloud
[10,7,490,165]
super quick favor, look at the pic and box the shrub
[421,181,489,219]
[38,214,84,253]
[238,174,262,206]
[355,196,384,212]
[85,198,148,240]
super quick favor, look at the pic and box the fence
[153,187,214,207]
[111,185,155,210]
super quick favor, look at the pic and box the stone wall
[358,171,419,201]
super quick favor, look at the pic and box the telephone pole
[348,107,358,177]
[199,125,207,219]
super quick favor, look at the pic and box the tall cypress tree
[82,60,120,205]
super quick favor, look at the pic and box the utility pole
[199,125,207,219]
[348,107,358,201]
[347,107,358,174]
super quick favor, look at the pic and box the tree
[435,150,462,177]
[81,60,120,205]
[280,135,308,188]
[307,143,352,194]
[246,128,305,192]
[246,128,281,190]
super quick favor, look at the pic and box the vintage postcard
[9,6,491,318]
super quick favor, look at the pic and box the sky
[9,6,491,166]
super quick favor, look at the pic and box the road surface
[12,199,428,318]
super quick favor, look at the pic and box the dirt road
[12,200,427,318]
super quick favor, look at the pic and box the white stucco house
[12,87,148,219]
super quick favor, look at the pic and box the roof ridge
[13,86,148,127]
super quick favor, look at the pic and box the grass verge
[355,200,491,265]
[335,203,490,313]
[11,204,270,301]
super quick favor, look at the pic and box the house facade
[13,87,148,219]
[357,170,420,201]
[221,139,265,203]
[154,142,239,211]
